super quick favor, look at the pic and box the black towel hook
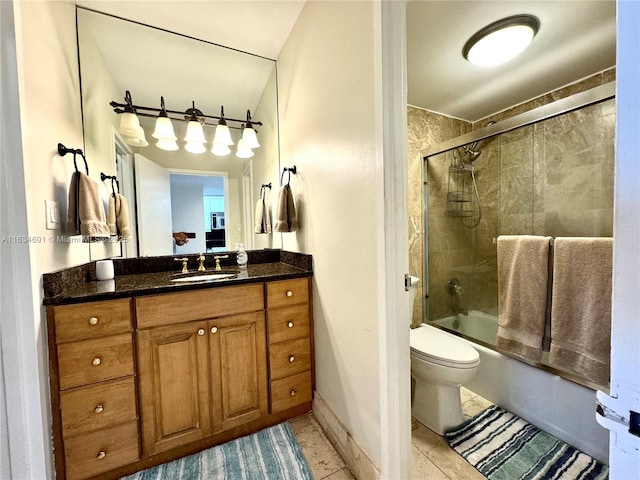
[280,166,297,185]
[100,172,120,197]
[57,143,89,175]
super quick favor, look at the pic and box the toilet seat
[410,325,480,369]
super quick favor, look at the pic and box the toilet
[407,277,480,435]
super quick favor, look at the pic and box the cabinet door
[209,312,268,433]
[137,321,211,456]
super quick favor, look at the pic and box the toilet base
[411,379,465,435]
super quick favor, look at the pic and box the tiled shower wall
[409,69,615,327]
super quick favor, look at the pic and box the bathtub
[429,311,609,464]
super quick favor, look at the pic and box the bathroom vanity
[43,250,313,480]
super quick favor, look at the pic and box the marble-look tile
[323,467,355,480]
[411,424,486,480]
[410,445,449,480]
[290,414,348,480]
[462,394,494,420]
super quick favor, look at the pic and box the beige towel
[274,184,298,233]
[108,194,132,238]
[496,235,552,365]
[254,190,272,234]
[549,237,612,386]
[116,194,132,239]
[67,172,110,240]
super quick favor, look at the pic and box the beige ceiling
[77,1,617,124]
[407,0,617,122]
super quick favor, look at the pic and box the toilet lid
[410,325,480,368]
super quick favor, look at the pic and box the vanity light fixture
[110,91,262,156]
[117,91,149,147]
[184,102,207,154]
[241,110,260,149]
[212,106,234,147]
[152,96,178,151]
[235,138,254,159]
[462,14,540,67]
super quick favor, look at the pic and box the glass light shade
[152,116,177,140]
[213,124,234,146]
[156,138,179,151]
[123,125,148,147]
[211,143,231,156]
[466,24,536,67]
[235,139,254,159]
[184,120,207,144]
[185,141,206,154]
[241,127,260,149]
[118,112,141,136]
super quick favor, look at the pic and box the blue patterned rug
[445,405,608,480]
[122,422,313,480]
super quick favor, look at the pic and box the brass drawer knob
[286,290,293,297]
[210,326,218,334]
[290,389,297,397]
[287,322,294,328]
[89,317,99,325]
[94,404,104,414]
[289,355,295,363]
[197,328,205,336]
[96,451,106,460]
[92,357,101,366]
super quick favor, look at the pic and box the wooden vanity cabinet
[266,278,314,413]
[135,284,268,457]
[48,277,313,479]
[47,298,139,480]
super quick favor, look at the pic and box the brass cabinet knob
[92,357,101,366]
[286,290,293,297]
[287,322,294,328]
[210,326,218,334]
[96,451,106,460]
[288,355,295,363]
[197,328,205,336]
[89,317,99,325]
[290,390,297,397]
[94,404,104,414]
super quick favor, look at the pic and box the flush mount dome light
[463,14,540,67]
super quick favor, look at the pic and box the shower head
[463,144,481,162]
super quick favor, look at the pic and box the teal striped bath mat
[121,422,313,480]
[445,405,608,480]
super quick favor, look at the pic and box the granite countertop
[43,250,312,306]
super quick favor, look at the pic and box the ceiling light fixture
[110,90,262,156]
[462,14,540,67]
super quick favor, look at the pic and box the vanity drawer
[136,284,264,328]
[53,299,132,343]
[269,337,311,380]
[57,333,134,390]
[270,371,312,413]
[266,278,309,309]
[63,421,139,480]
[267,304,310,344]
[60,377,137,438]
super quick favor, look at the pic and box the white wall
[170,180,206,254]
[277,1,384,465]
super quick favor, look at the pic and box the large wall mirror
[77,7,282,260]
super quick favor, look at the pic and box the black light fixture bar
[109,100,263,129]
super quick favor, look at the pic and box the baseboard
[312,391,380,479]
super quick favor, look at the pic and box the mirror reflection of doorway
[170,173,228,255]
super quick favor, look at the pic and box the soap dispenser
[236,243,248,268]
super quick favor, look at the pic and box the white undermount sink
[171,274,235,283]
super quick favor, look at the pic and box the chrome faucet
[448,278,468,316]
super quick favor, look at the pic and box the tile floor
[291,387,493,479]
